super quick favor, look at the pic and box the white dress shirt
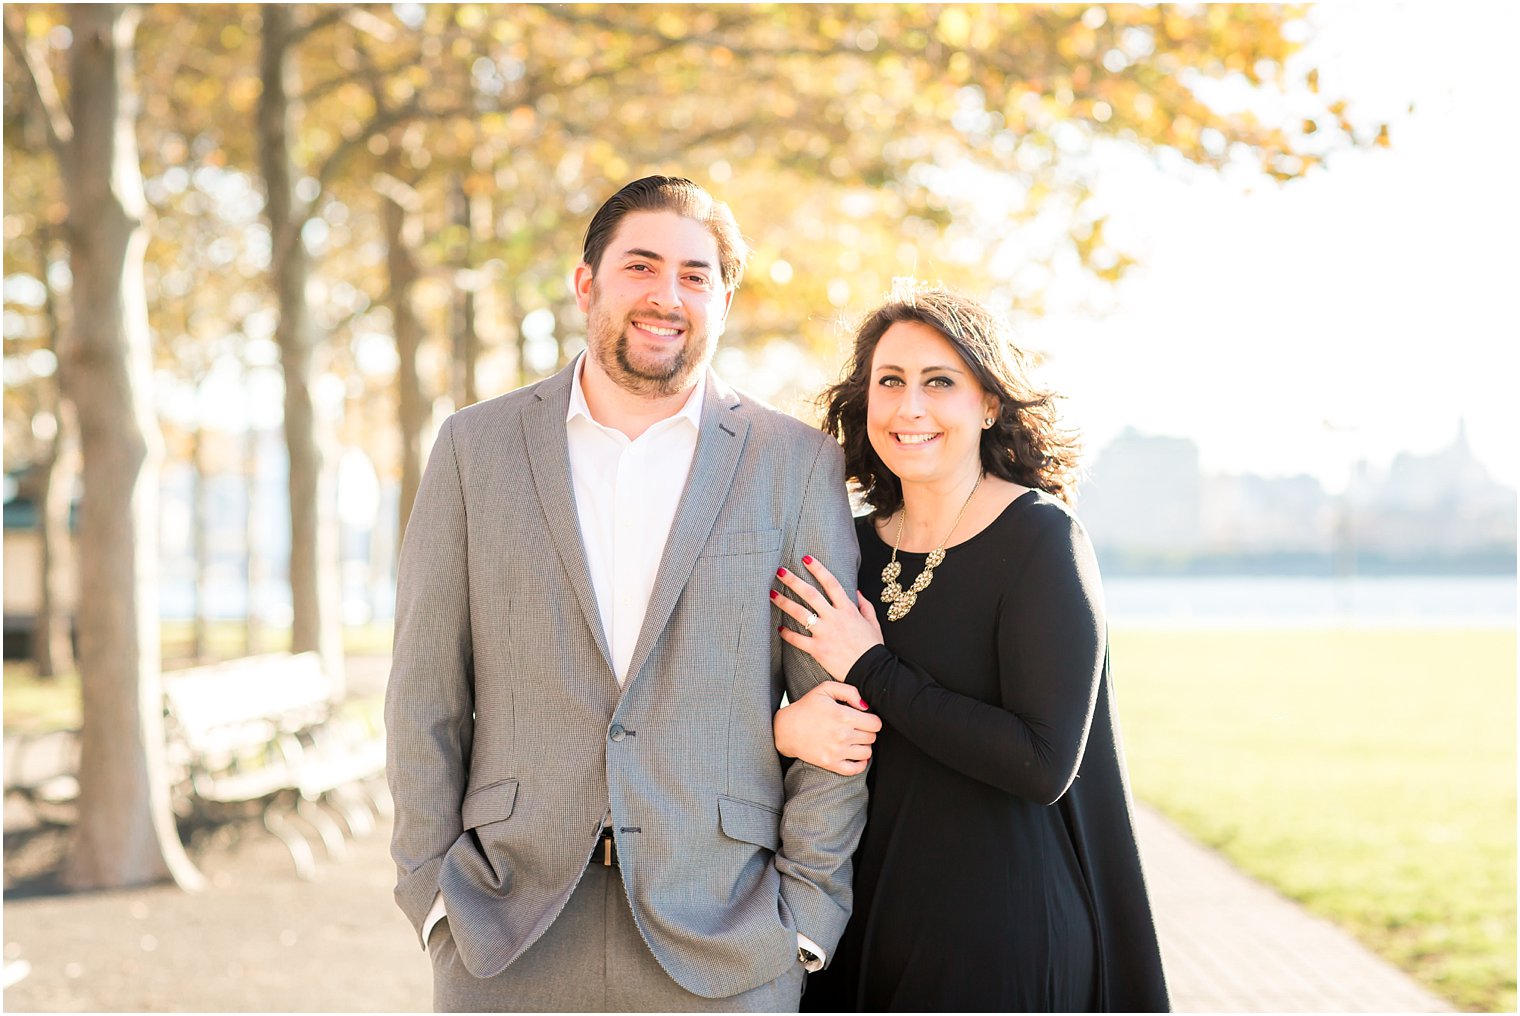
[565,354,705,684]
[425,356,822,970]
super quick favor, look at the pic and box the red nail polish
[777,626,785,633]
[802,555,815,565]
[776,567,787,578]
[859,700,868,709]
[769,590,779,599]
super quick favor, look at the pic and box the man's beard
[588,308,713,399]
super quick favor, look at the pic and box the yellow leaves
[385,76,415,105]
[1375,123,1391,148]
[461,171,494,198]
[938,8,972,48]
[508,105,536,133]
[456,6,487,32]
[24,10,57,39]
[1170,114,1198,149]
[227,77,262,115]
[654,11,686,40]
[1162,11,1194,43]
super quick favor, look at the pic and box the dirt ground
[3,812,431,1013]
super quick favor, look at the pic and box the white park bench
[162,651,388,879]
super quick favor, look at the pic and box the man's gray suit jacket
[385,362,868,999]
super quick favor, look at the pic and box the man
[385,176,868,1012]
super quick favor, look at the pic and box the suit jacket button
[609,723,625,742]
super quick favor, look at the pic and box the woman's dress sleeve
[844,508,1106,803]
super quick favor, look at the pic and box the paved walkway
[2,657,1456,1012]
[1132,803,1452,1012]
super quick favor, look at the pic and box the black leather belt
[591,828,619,867]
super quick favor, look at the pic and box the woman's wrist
[773,702,803,758]
[844,643,892,690]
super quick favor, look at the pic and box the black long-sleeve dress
[801,490,1169,1013]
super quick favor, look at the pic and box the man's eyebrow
[622,248,713,272]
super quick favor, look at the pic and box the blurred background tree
[3,2,1379,890]
[5,3,204,891]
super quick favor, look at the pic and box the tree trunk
[258,6,344,694]
[554,302,579,373]
[35,225,76,679]
[190,423,208,662]
[381,177,425,545]
[448,177,479,409]
[243,422,263,656]
[516,307,531,389]
[35,408,77,678]
[59,4,203,891]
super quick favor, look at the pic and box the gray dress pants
[430,863,806,1012]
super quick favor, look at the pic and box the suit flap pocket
[717,794,781,852]
[462,779,519,830]
[700,528,783,559]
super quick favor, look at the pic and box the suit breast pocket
[683,528,783,607]
[700,528,783,561]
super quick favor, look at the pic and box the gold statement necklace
[880,472,984,622]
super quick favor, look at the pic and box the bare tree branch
[300,59,413,106]
[3,9,73,159]
[289,6,348,45]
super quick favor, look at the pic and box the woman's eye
[877,376,903,387]
[926,376,953,388]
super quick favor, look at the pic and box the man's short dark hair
[581,176,749,290]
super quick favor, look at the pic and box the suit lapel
[622,372,748,688]
[521,364,615,676]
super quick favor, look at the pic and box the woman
[769,286,1169,1012]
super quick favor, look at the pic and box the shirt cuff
[422,893,447,952]
[797,932,827,972]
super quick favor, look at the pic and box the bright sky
[1025,2,1519,492]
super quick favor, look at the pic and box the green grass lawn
[1113,627,1516,1013]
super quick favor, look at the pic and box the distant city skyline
[1078,421,1515,576]
[1022,3,1518,494]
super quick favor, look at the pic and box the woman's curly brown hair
[822,284,1081,516]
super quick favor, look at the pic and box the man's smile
[632,320,684,338]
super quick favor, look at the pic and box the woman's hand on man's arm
[774,680,882,777]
